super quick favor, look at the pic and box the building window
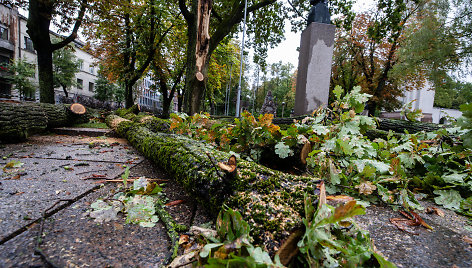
[0,25,8,40]
[89,82,94,92]
[0,80,11,97]
[78,61,83,71]
[77,78,83,90]
[24,37,34,52]
[89,66,94,75]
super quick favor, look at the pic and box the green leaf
[89,199,121,223]
[372,252,397,268]
[275,142,293,159]
[125,195,158,226]
[200,243,223,258]
[460,197,472,212]
[336,139,354,156]
[333,85,344,100]
[442,173,467,185]
[434,189,462,210]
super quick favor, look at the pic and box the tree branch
[51,0,88,51]
[178,0,192,23]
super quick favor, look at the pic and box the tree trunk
[183,0,212,115]
[106,113,319,254]
[0,103,89,143]
[62,84,69,98]
[125,82,134,109]
[36,50,55,103]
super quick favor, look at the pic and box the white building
[136,75,161,112]
[380,81,463,124]
[0,4,97,102]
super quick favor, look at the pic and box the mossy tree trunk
[0,103,89,143]
[107,114,320,253]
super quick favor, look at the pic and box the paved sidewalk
[0,132,210,267]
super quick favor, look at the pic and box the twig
[105,178,169,183]
[34,199,75,267]
[75,169,108,175]
[154,198,188,265]
[174,258,197,268]
[204,151,225,180]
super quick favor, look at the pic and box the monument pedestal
[294,22,335,116]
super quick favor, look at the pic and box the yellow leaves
[355,181,377,195]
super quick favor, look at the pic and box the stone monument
[260,90,277,117]
[294,0,335,116]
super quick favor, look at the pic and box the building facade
[0,4,97,102]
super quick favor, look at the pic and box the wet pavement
[0,132,211,267]
[0,130,471,267]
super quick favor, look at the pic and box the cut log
[70,103,86,115]
[106,114,320,253]
[0,102,90,143]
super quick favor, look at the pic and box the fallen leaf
[113,222,124,230]
[166,200,185,207]
[15,192,25,195]
[390,210,433,234]
[389,218,419,235]
[326,195,354,203]
[318,181,327,208]
[5,174,21,180]
[426,207,445,217]
[355,181,377,195]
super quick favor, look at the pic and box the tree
[451,0,472,67]
[0,58,37,100]
[87,0,175,108]
[331,0,459,115]
[148,12,187,119]
[179,0,288,115]
[434,80,472,109]
[19,0,88,103]
[52,44,81,98]
[94,75,115,102]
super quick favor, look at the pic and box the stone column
[294,22,335,116]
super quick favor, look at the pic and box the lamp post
[224,62,234,116]
[235,0,248,117]
[282,102,286,118]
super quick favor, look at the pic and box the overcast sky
[264,0,376,71]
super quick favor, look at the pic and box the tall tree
[331,0,459,115]
[0,58,37,100]
[179,0,287,115]
[23,0,87,103]
[87,0,175,108]
[52,44,81,98]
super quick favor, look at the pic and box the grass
[72,121,109,129]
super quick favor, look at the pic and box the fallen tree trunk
[0,102,90,143]
[106,114,320,253]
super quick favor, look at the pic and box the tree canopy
[52,43,81,98]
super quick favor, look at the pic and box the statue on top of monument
[307,0,331,25]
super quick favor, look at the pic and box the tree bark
[0,103,89,143]
[106,113,319,254]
